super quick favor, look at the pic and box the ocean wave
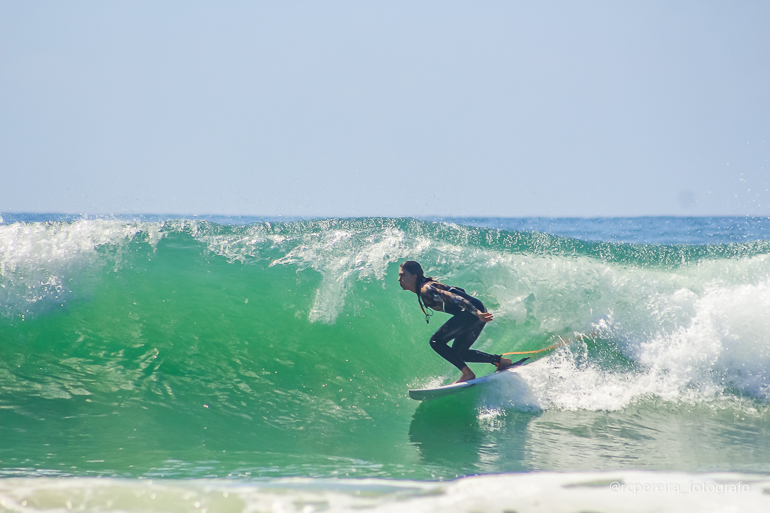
[2,215,770,482]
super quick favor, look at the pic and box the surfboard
[408,357,531,401]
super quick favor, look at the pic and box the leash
[502,332,598,356]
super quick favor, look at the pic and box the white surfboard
[408,357,530,401]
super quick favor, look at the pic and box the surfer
[398,260,514,383]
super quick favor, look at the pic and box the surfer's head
[398,261,424,293]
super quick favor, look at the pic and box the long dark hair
[400,260,435,323]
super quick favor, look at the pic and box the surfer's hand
[478,311,493,323]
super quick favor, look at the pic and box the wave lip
[0,219,165,318]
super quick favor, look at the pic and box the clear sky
[1,1,769,217]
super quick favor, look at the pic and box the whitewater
[1,214,770,512]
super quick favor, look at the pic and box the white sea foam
[0,472,767,512]
[0,219,163,317]
[512,268,770,410]
[269,226,429,324]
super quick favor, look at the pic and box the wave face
[2,217,770,479]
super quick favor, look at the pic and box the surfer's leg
[429,316,470,371]
[451,319,502,365]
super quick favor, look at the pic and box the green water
[2,218,770,479]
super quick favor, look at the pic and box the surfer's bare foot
[495,357,514,371]
[455,366,476,383]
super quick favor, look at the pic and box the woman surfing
[398,260,515,383]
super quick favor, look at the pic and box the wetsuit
[418,280,502,371]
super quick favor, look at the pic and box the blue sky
[1,1,768,217]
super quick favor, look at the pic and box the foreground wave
[1,471,769,513]
[1,217,770,478]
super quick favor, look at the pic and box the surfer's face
[398,268,417,292]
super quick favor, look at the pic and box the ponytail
[400,260,435,324]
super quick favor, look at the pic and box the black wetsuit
[418,280,502,371]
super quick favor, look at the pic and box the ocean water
[2,214,770,512]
